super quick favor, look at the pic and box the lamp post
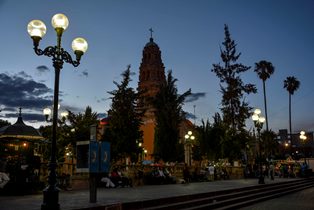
[299,131,307,164]
[43,106,69,122]
[252,108,265,184]
[184,131,195,166]
[27,13,88,210]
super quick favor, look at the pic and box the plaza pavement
[0,178,297,210]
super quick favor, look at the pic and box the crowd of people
[100,167,132,188]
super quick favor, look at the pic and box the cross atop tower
[19,107,22,116]
[149,28,154,39]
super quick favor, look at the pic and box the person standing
[208,165,215,181]
[183,164,190,184]
[269,163,274,180]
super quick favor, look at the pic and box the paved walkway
[0,178,297,210]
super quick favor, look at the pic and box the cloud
[97,113,108,119]
[0,71,88,123]
[80,69,88,77]
[185,92,206,103]
[36,65,50,74]
[185,112,196,120]
[0,71,52,118]
[5,112,45,122]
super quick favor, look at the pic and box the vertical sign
[100,141,110,173]
[89,141,99,173]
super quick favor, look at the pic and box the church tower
[138,29,166,159]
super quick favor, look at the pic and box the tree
[0,119,10,128]
[260,130,279,160]
[284,76,300,136]
[107,65,144,162]
[212,24,256,131]
[254,60,275,131]
[152,70,191,162]
[39,106,98,161]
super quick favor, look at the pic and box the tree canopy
[107,65,144,162]
[152,70,191,162]
[212,24,256,131]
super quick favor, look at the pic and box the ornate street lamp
[27,13,88,210]
[184,131,195,166]
[252,108,265,184]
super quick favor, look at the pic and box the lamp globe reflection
[27,13,88,210]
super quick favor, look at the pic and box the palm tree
[254,60,275,131]
[283,76,300,136]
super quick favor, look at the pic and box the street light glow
[254,108,261,115]
[252,114,259,121]
[51,13,69,30]
[27,20,46,38]
[259,117,265,123]
[72,37,88,53]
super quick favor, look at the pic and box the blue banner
[89,141,99,173]
[100,141,110,173]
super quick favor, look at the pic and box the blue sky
[0,0,313,134]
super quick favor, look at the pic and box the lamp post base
[41,186,60,210]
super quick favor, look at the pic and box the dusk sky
[0,0,313,134]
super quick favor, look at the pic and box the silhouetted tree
[212,24,256,131]
[283,76,300,136]
[107,65,144,162]
[152,70,191,162]
[254,60,275,131]
[67,106,98,143]
[260,130,279,160]
[40,106,98,161]
[0,119,10,128]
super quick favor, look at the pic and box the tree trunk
[263,80,269,131]
[289,93,292,138]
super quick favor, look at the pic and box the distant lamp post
[184,131,195,166]
[252,108,265,184]
[28,13,88,210]
[138,142,143,162]
[144,149,148,159]
[43,106,68,122]
[299,130,307,164]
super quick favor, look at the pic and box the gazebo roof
[0,109,44,141]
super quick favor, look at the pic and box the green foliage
[284,76,300,95]
[254,60,275,131]
[212,24,256,131]
[260,130,279,159]
[254,60,275,81]
[0,119,10,128]
[284,76,300,134]
[67,106,98,143]
[107,65,144,162]
[195,114,226,161]
[195,113,255,163]
[153,70,191,162]
[39,106,98,162]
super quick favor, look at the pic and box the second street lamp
[252,108,265,184]
[27,13,88,210]
[299,130,307,164]
[184,131,195,166]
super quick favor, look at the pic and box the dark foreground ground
[239,186,314,210]
[0,178,312,210]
